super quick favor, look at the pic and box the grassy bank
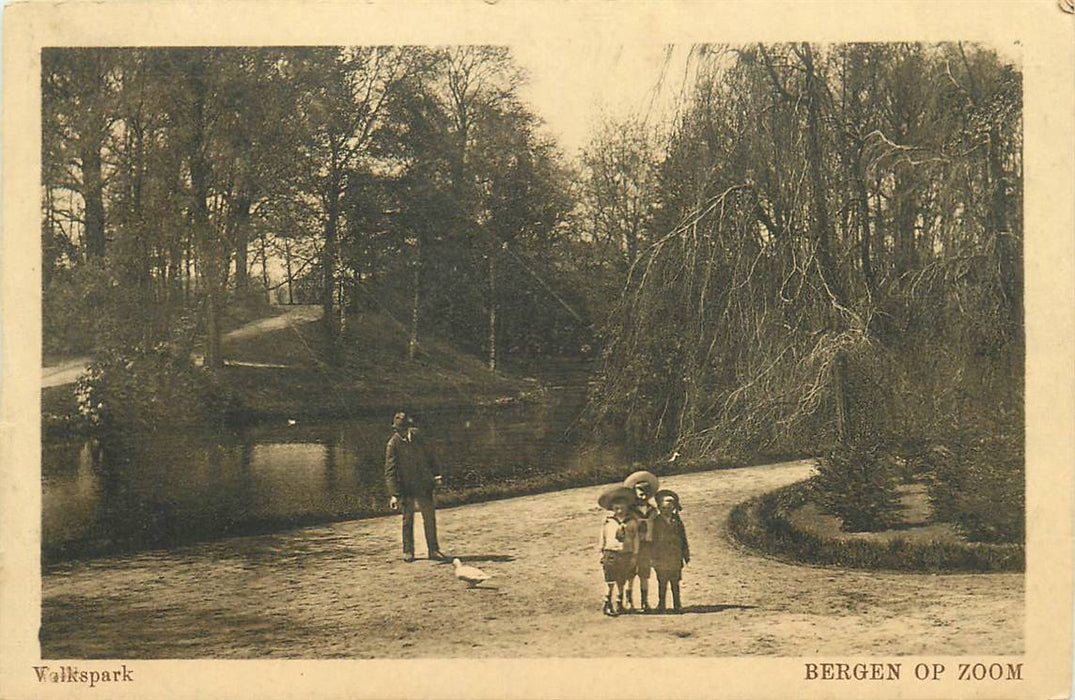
[222,309,540,419]
[728,479,1024,573]
[43,308,539,437]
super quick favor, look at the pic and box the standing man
[385,411,447,562]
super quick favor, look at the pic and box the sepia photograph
[2,2,1072,699]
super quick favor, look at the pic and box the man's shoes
[428,550,448,561]
[602,600,617,617]
[403,553,415,563]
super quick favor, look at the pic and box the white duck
[452,558,492,588]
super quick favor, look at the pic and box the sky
[511,41,694,157]
[508,39,1021,159]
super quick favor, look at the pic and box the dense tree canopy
[42,46,583,369]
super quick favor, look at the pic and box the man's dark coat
[384,430,438,497]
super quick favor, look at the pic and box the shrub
[44,262,187,358]
[44,264,122,356]
[927,434,1024,544]
[812,438,902,532]
[74,345,230,433]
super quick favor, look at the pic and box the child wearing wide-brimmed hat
[651,489,690,613]
[623,470,660,613]
[598,485,639,617]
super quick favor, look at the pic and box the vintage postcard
[1,1,1072,698]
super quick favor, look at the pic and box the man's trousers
[400,493,439,555]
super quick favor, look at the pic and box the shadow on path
[636,602,756,615]
[437,554,516,564]
[677,604,756,614]
[609,604,757,618]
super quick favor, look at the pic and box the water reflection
[42,388,619,563]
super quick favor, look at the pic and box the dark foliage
[75,346,234,433]
[44,263,145,357]
[813,439,902,532]
[926,433,1024,544]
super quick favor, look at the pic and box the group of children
[598,470,690,616]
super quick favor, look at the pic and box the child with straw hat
[597,485,639,616]
[623,470,660,612]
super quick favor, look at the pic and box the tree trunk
[80,140,107,259]
[122,116,158,348]
[801,44,849,312]
[338,275,346,336]
[187,59,224,371]
[184,243,193,304]
[893,171,917,286]
[988,127,1021,336]
[409,239,421,361]
[165,161,185,320]
[204,284,223,370]
[322,183,340,355]
[260,230,270,296]
[624,224,638,269]
[284,238,294,305]
[43,188,56,288]
[872,182,885,262]
[487,251,497,371]
[854,154,879,302]
[833,350,851,444]
[232,193,252,291]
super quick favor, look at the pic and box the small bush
[813,439,902,532]
[75,346,229,433]
[44,264,126,356]
[44,262,193,358]
[927,435,1024,544]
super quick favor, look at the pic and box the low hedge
[727,479,1024,573]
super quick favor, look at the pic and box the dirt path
[40,460,1023,658]
[41,357,93,389]
[41,305,323,387]
[219,304,322,342]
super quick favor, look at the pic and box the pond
[41,383,626,564]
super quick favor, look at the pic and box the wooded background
[43,43,1022,482]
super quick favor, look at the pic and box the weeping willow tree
[589,42,1022,463]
